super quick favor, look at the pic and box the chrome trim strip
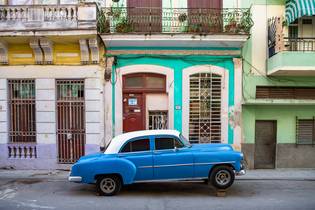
[153,163,194,168]
[138,165,153,169]
[134,177,208,183]
[68,176,82,182]
[118,151,152,155]
[194,161,236,166]
[138,161,236,169]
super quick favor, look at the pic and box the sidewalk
[1,168,315,181]
[237,169,315,181]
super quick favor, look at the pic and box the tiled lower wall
[0,143,99,170]
[241,143,315,169]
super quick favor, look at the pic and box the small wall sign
[128,98,137,106]
[175,105,181,110]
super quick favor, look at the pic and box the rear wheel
[209,165,235,189]
[96,175,122,196]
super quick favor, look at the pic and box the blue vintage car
[69,130,245,196]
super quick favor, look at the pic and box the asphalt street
[0,172,315,210]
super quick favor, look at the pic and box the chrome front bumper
[235,169,246,176]
[68,176,82,182]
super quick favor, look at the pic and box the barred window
[296,118,315,145]
[8,79,36,143]
[189,73,221,144]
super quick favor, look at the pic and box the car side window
[155,137,184,150]
[120,138,150,153]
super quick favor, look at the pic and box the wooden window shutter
[296,118,315,145]
[256,86,315,100]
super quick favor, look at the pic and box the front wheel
[209,165,235,189]
[96,175,122,196]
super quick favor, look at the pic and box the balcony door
[187,0,222,33]
[300,18,314,51]
[127,0,162,33]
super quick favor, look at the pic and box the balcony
[267,17,315,76]
[99,7,252,49]
[0,3,97,36]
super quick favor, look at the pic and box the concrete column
[35,78,57,164]
[36,79,56,145]
[104,80,113,144]
[233,58,243,150]
[85,76,102,154]
[104,57,114,141]
[0,79,8,144]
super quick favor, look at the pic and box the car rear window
[121,139,150,153]
[155,138,183,150]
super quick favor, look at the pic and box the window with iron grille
[149,111,168,130]
[189,73,221,144]
[256,86,315,100]
[296,118,315,145]
[8,79,36,143]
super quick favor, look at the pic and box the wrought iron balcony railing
[268,17,315,57]
[284,37,315,51]
[98,7,253,34]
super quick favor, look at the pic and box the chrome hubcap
[215,170,231,185]
[100,178,116,194]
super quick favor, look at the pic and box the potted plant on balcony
[97,8,110,33]
[225,10,238,33]
[237,9,253,34]
[178,13,187,23]
[115,17,133,33]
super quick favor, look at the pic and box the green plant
[225,10,238,33]
[97,9,110,33]
[238,9,253,34]
[178,13,187,22]
[115,17,133,33]
[107,7,122,19]
[186,24,202,33]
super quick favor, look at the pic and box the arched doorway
[122,73,167,132]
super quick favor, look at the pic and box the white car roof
[104,129,181,154]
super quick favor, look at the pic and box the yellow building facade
[0,2,105,169]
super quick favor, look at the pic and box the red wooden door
[127,0,162,33]
[187,0,223,33]
[123,93,145,132]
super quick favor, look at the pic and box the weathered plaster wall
[0,65,103,169]
[7,43,82,65]
[108,55,241,145]
[243,105,315,144]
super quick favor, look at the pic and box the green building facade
[241,0,315,168]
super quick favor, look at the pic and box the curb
[236,178,315,181]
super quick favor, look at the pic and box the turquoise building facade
[99,0,252,149]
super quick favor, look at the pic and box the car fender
[91,157,137,184]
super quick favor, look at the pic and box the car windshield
[179,134,192,147]
[104,139,112,152]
